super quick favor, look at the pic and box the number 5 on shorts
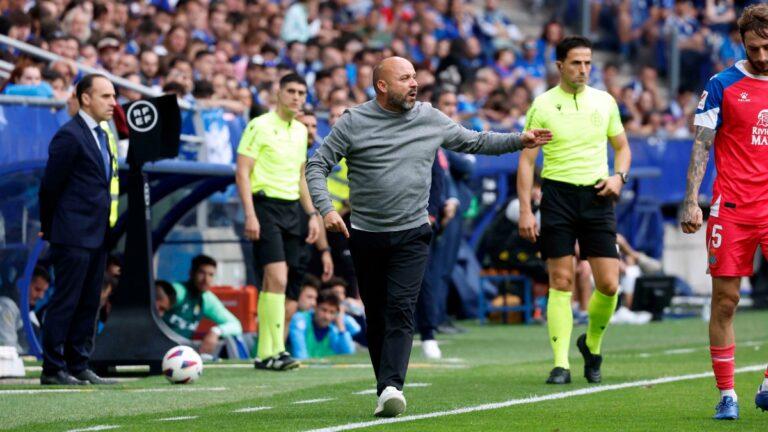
[710,224,723,249]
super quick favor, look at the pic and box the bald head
[372,56,415,95]
[373,56,418,112]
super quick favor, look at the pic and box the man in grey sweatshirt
[306,56,551,417]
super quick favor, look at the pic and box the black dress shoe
[73,369,118,385]
[40,371,88,385]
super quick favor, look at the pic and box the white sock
[761,377,768,391]
[721,389,737,401]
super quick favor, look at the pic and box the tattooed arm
[680,126,716,234]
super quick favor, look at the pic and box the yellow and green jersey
[237,111,308,201]
[524,85,624,186]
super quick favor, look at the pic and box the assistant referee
[236,73,320,371]
[517,36,631,386]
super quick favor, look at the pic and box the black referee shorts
[539,179,619,260]
[252,193,303,269]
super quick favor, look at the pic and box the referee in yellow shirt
[517,36,631,385]
[236,73,320,371]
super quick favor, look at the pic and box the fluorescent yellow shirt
[525,85,624,186]
[237,111,308,201]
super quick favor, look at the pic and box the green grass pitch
[3,311,768,431]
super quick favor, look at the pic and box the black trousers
[349,224,432,396]
[416,225,440,341]
[42,244,106,375]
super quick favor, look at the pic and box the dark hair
[190,254,217,275]
[75,73,109,103]
[432,86,457,105]
[301,273,322,290]
[42,68,64,83]
[322,276,348,291]
[738,3,768,40]
[317,291,340,309]
[108,253,122,268]
[192,79,214,98]
[162,81,186,96]
[279,72,307,89]
[32,265,50,283]
[155,280,177,306]
[8,10,32,27]
[555,36,593,62]
[194,49,214,61]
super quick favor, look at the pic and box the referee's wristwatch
[616,171,629,184]
[307,210,321,217]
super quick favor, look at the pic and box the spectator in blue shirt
[289,292,360,359]
[1,61,54,98]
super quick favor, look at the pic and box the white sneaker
[374,386,406,417]
[422,339,442,359]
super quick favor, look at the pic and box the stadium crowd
[0,0,763,361]
[0,0,762,145]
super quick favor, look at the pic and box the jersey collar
[736,60,768,81]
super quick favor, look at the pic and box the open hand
[521,129,553,148]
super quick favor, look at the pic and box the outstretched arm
[680,126,716,234]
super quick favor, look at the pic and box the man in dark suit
[39,74,118,385]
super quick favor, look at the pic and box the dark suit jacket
[39,114,113,249]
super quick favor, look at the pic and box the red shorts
[706,216,768,277]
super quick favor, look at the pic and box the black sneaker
[577,333,603,383]
[276,351,300,371]
[254,353,300,371]
[546,367,571,384]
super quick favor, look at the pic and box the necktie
[94,126,110,181]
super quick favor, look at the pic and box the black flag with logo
[124,94,181,167]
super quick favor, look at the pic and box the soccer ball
[161,345,203,384]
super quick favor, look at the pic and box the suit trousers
[349,224,432,396]
[42,243,106,375]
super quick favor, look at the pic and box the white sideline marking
[127,387,227,393]
[0,389,94,395]
[233,406,272,413]
[65,426,120,432]
[0,387,227,395]
[354,383,432,395]
[156,416,198,422]
[306,365,766,432]
[293,398,335,405]
[664,348,696,355]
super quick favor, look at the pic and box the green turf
[3,311,768,431]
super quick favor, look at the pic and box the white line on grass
[156,416,198,422]
[0,387,226,396]
[127,387,227,393]
[65,426,120,432]
[293,398,336,405]
[233,406,272,413]
[306,364,766,432]
[0,389,95,395]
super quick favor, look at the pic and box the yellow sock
[547,288,573,369]
[256,293,273,359]
[586,290,618,355]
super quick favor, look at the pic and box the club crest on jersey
[697,91,708,110]
[752,109,768,146]
[591,111,602,126]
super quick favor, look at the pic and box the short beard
[388,92,416,111]
[747,53,768,74]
